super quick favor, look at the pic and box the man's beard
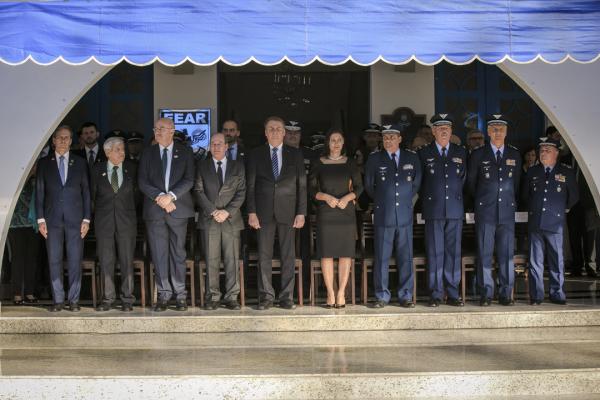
[225,135,237,145]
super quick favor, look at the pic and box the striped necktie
[271,147,279,179]
[111,166,119,193]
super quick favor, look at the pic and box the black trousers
[256,218,296,302]
[8,227,39,297]
[96,228,136,305]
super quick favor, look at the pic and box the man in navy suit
[246,116,307,310]
[522,138,579,305]
[36,125,91,312]
[468,115,522,306]
[418,114,467,307]
[138,117,195,312]
[365,125,422,308]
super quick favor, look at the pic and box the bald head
[154,118,175,147]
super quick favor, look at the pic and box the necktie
[441,147,447,159]
[545,167,551,180]
[88,150,95,169]
[216,161,224,189]
[161,148,168,177]
[59,156,66,185]
[111,166,119,193]
[496,149,502,164]
[227,147,233,160]
[391,152,398,170]
[272,147,279,179]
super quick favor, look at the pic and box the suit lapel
[205,158,221,193]
[49,155,63,186]
[65,154,76,186]
[169,144,179,185]
[278,146,290,180]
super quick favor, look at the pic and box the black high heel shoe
[323,303,335,309]
[334,303,346,309]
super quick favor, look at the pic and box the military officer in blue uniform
[522,138,578,305]
[365,125,422,308]
[467,115,522,306]
[418,114,467,307]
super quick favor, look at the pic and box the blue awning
[1,1,599,66]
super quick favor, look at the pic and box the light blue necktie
[271,147,279,179]
[59,156,66,185]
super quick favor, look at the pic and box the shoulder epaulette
[472,144,484,152]
[508,144,519,151]
[405,148,416,154]
[561,163,573,169]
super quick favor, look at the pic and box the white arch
[499,60,600,210]
[0,61,112,268]
[0,59,599,270]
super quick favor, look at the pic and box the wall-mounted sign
[159,109,211,151]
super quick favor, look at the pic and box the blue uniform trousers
[373,225,413,303]
[476,222,515,300]
[528,228,566,302]
[425,219,462,300]
[46,224,83,304]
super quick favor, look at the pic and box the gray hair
[103,136,125,152]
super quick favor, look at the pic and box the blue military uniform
[523,139,579,304]
[467,115,522,305]
[418,114,467,306]
[364,126,422,305]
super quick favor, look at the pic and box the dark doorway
[218,61,370,150]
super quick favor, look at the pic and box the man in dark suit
[36,125,91,312]
[194,133,246,310]
[246,116,307,310]
[73,122,106,171]
[468,115,522,306]
[418,114,467,307]
[138,117,195,312]
[222,119,246,163]
[522,138,579,305]
[91,136,138,312]
[365,125,422,308]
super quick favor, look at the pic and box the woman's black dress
[309,157,363,258]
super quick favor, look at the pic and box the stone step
[1,303,600,333]
[1,328,599,399]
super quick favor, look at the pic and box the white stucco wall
[370,61,435,123]
[153,63,218,134]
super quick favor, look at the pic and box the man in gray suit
[194,133,246,310]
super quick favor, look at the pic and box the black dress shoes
[175,299,188,311]
[447,298,465,307]
[399,300,415,308]
[371,300,386,308]
[204,300,220,310]
[122,303,133,312]
[550,298,567,305]
[279,299,296,310]
[499,298,515,306]
[49,303,63,312]
[530,299,543,306]
[585,265,598,278]
[153,301,168,312]
[69,303,81,312]
[480,298,492,307]
[428,298,441,308]
[96,302,112,312]
[224,300,241,310]
[257,300,273,310]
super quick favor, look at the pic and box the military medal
[557,186,562,192]
[407,176,412,181]
[485,173,490,179]
[430,169,435,174]
[509,172,513,178]
[381,177,385,181]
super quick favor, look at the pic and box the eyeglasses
[153,127,174,133]
[222,128,238,133]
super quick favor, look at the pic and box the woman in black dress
[309,129,363,307]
